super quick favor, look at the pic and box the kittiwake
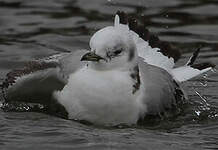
[0,11,215,126]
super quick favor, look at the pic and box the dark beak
[81,52,105,62]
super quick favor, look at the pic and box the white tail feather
[171,66,211,82]
[171,48,212,82]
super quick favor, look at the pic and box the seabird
[0,11,215,125]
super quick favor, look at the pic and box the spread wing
[0,50,87,105]
[116,11,180,73]
[116,11,215,82]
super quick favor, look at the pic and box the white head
[81,15,138,71]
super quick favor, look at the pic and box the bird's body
[54,66,143,125]
[0,12,214,125]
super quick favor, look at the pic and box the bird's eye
[114,49,122,55]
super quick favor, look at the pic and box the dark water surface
[0,0,218,149]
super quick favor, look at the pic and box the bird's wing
[1,60,64,104]
[116,11,215,81]
[171,48,215,82]
[138,58,185,115]
[0,50,87,104]
[116,11,181,73]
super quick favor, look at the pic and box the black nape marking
[116,11,181,62]
[130,66,140,94]
[191,62,215,70]
[128,47,135,62]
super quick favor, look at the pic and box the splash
[194,110,201,116]
[194,90,210,107]
[1,101,45,112]
[200,74,208,87]
[211,67,217,73]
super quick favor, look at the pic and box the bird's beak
[81,52,105,62]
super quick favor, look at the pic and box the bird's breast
[54,66,144,125]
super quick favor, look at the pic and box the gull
[0,11,215,125]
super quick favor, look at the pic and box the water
[0,0,218,149]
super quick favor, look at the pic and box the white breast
[53,66,145,125]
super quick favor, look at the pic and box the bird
[0,11,215,126]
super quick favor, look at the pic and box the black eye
[114,49,122,55]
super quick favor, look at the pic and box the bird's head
[81,15,138,71]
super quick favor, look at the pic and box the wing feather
[116,11,181,72]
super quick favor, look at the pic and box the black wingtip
[187,47,201,66]
[191,62,216,70]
